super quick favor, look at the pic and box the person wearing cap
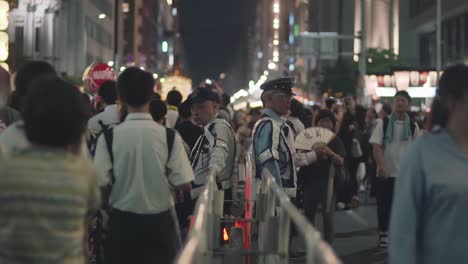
[369,90,421,248]
[252,77,326,197]
[187,87,236,213]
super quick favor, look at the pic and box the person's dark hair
[290,99,304,118]
[432,64,468,128]
[178,100,192,119]
[381,103,392,116]
[301,108,313,128]
[438,64,468,102]
[394,90,412,102]
[355,105,367,130]
[117,67,154,107]
[149,99,167,122]
[312,104,320,112]
[166,89,183,107]
[98,81,117,105]
[23,77,88,147]
[325,97,336,109]
[315,109,336,128]
[119,104,128,122]
[222,93,231,108]
[14,61,57,111]
[81,93,92,116]
[249,108,261,116]
[152,92,162,100]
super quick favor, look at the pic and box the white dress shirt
[94,112,194,214]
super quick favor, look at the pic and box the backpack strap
[410,121,416,137]
[166,128,175,163]
[382,116,389,142]
[99,120,115,184]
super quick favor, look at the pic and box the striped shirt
[0,149,101,264]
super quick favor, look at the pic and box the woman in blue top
[389,64,468,264]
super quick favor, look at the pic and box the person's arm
[389,142,425,264]
[209,123,231,175]
[369,119,388,177]
[373,144,388,177]
[166,133,195,190]
[293,150,319,167]
[327,146,344,166]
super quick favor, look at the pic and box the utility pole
[113,0,119,73]
[389,0,394,51]
[436,0,441,84]
[359,0,367,105]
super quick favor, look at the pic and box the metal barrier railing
[176,151,341,264]
[256,168,341,264]
[176,168,221,264]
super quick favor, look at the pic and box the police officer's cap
[260,77,296,95]
[188,87,221,104]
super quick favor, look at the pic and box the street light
[99,13,106,19]
[153,73,159,79]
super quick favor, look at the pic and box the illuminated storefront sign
[365,70,441,98]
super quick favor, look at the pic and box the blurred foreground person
[389,64,468,264]
[0,66,21,133]
[0,61,57,154]
[0,77,100,263]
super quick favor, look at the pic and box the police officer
[253,77,326,197]
[188,87,236,211]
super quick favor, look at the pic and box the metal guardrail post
[277,206,291,262]
[176,169,219,264]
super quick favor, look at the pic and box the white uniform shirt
[94,113,194,214]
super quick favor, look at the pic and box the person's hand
[211,80,224,96]
[348,124,355,132]
[378,167,390,177]
[315,145,331,159]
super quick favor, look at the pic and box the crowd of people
[0,60,467,264]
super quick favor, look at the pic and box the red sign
[82,63,116,94]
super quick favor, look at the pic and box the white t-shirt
[0,121,90,160]
[88,104,120,135]
[94,113,194,214]
[369,118,421,178]
[166,109,179,129]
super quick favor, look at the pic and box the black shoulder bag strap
[99,120,115,184]
[166,128,175,164]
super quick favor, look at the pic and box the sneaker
[378,232,388,248]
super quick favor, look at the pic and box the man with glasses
[252,78,325,197]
